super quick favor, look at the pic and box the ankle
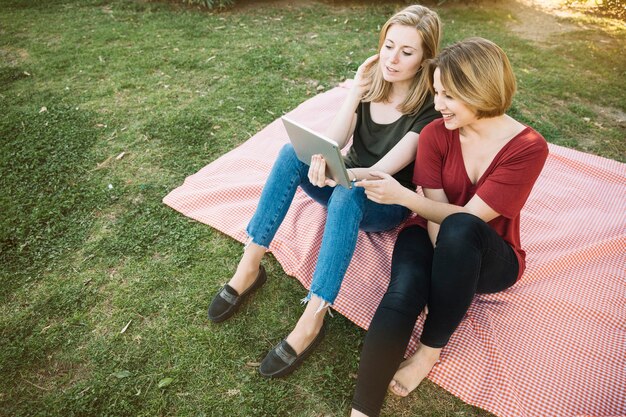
[228,262,261,293]
[417,344,442,359]
[235,262,259,277]
[287,316,324,351]
[297,316,325,337]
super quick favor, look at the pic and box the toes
[388,379,407,397]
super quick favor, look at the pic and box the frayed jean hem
[301,292,334,318]
[244,233,269,251]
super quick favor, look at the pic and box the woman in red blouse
[350,37,549,417]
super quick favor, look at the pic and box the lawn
[0,0,624,416]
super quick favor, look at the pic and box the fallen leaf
[120,319,132,334]
[226,389,240,396]
[245,362,261,367]
[236,106,245,112]
[94,156,113,170]
[114,370,131,379]
[158,377,173,388]
[115,151,126,160]
[39,106,47,113]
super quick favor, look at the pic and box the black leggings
[352,213,519,417]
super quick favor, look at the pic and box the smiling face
[378,24,424,86]
[433,67,478,130]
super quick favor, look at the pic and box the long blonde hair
[361,5,441,115]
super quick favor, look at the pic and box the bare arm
[311,130,418,187]
[324,94,359,149]
[324,55,379,149]
[356,172,501,224]
[403,189,499,224]
[309,130,418,188]
[347,131,419,181]
[308,55,380,188]
[423,188,447,246]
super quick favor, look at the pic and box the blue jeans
[247,144,409,304]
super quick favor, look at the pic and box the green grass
[0,1,624,416]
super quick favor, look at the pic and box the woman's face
[379,24,424,85]
[433,67,477,130]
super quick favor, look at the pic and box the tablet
[281,116,352,189]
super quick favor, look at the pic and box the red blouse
[404,118,549,279]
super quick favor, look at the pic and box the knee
[275,143,308,178]
[328,184,365,208]
[278,143,298,161]
[379,268,428,316]
[436,212,484,248]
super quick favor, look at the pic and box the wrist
[347,84,363,100]
[400,187,417,207]
[348,169,357,181]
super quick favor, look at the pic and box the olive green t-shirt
[343,98,440,189]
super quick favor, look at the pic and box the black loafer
[258,322,326,378]
[207,265,267,323]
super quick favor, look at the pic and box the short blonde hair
[427,37,516,118]
[362,5,441,115]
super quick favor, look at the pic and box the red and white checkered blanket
[163,83,626,417]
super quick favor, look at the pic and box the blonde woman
[352,38,549,416]
[207,5,442,377]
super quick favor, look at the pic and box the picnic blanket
[163,82,626,417]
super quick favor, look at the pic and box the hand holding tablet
[281,116,353,189]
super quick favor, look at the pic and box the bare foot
[388,343,441,397]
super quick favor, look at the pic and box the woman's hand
[355,171,410,205]
[308,154,337,188]
[353,54,379,97]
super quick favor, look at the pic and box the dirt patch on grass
[591,103,626,127]
[593,105,626,124]
[505,0,625,43]
[22,351,92,393]
[505,0,580,42]
[0,46,30,67]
